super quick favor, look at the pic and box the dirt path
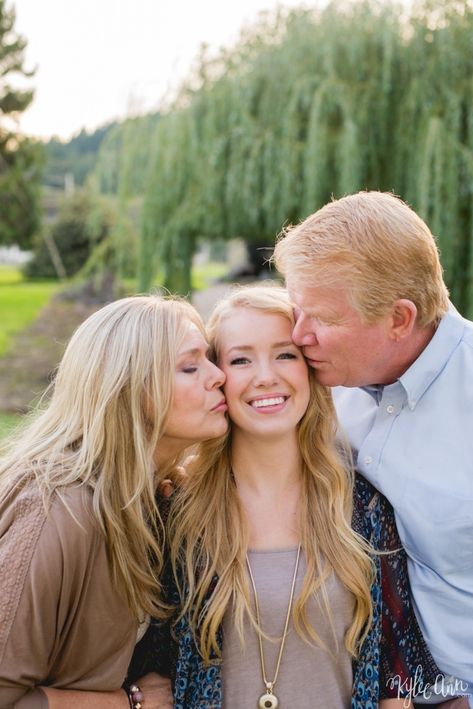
[0,297,100,413]
[191,282,234,320]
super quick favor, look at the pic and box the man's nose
[292,315,317,347]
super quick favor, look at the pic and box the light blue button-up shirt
[333,306,473,695]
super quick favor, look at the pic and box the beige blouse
[0,480,138,708]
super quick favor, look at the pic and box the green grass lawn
[0,266,59,357]
[0,412,21,439]
[124,261,229,295]
[191,261,229,291]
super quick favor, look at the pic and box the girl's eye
[230,357,249,365]
[277,352,297,360]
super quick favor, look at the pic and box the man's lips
[304,354,324,366]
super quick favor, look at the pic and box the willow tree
[398,1,473,311]
[89,114,160,281]
[112,0,473,315]
[137,2,401,293]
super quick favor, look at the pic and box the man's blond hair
[273,191,450,327]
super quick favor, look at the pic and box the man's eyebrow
[297,306,322,316]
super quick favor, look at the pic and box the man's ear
[387,299,418,341]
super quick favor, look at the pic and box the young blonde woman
[165,285,440,709]
[0,294,228,709]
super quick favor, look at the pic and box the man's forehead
[287,282,346,309]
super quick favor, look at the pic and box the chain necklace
[245,545,302,709]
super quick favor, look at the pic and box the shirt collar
[362,384,384,404]
[360,305,465,409]
[398,304,465,409]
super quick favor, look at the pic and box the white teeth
[251,397,285,408]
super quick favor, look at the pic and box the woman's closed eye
[181,365,198,373]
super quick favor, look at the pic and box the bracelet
[127,684,144,709]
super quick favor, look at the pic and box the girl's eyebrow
[226,345,253,354]
[226,340,295,355]
[273,340,296,348]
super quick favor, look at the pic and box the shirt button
[386,405,394,414]
[364,456,373,465]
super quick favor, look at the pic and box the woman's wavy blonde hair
[169,284,373,663]
[0,294,204,620]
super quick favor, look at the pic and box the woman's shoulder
[50,484,97,529]
[0,477,49,550]
[0,479,100,567]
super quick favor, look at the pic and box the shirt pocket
[400,479,473,574]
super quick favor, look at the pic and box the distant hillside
[42,123,118,190]
[42,112,161,197]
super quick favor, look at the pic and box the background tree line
[4,0,473,318]
[91,0,473,315]
[0,0,42,248]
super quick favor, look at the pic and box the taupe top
[222,548,354,709]
[0,480,138,708]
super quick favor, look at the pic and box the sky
[12,0,310,141]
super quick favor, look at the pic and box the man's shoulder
[443,307,473,350]
[438,310,473,377]
[460,314,473,349]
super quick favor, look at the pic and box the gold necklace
[245,545,302,709]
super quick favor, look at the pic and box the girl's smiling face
[216,308,310,439]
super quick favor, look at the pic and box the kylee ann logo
[386,665,470,708]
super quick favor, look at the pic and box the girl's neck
[231,429,302,495]
[231,430,302,549]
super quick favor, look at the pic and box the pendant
[258,692,279,709]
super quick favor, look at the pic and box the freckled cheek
[300,392,310,415]
[222,376,246,412]
[180,384,203,414]
[314,330,330,347]
[222,385,239,412]
[296,366,311,398]
[317,333,340,357]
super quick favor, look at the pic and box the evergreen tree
[0,0,42,247]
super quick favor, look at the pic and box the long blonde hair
[169,284,373,663]
[0,294,204,620]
